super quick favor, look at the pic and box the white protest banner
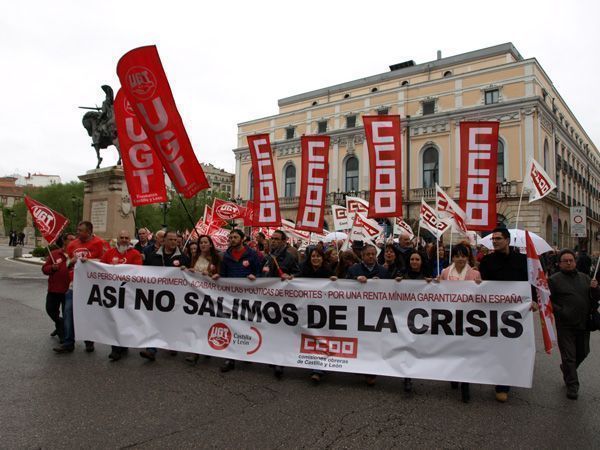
[393,218,414,238]
[74,261,535,387]
[349,213,383,242]
[524,158,556,202]
[332,205,351,231]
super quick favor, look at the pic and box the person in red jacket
[100,230,142,361]
[41,232,75,343]
[54,221,106,354]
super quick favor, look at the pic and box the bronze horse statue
[81,85,121,169]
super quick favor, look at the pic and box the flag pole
[176,193,204,239]
[513,182,526,246]
[416,219,421,249]
[593,255,600,281]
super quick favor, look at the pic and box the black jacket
[262,245,299,277]
[346,262,390,280]
[144,246,190,268]
[479,249,528,281]
[549,270,599,329]
[296,262,333,278]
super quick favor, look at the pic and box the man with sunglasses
[479,227,528,403]
[548,249,599,399]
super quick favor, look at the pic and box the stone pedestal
[79,166,135,241]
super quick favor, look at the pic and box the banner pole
[593,255,600,281]
[416,219,421,249]
[448,228,453,264]
[176,193,204,240]
[46,246,56,264]
[513,182,526,245]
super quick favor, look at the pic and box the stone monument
[79,167,135,240]
[79,85,134,240]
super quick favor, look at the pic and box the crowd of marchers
[42,221,599,403]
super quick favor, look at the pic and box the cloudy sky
[1,1,598,183]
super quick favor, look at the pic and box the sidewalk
[2,244,45,265]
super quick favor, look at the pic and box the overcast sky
[1,1,598,183]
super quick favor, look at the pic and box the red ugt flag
[117,45,209,198]
[114,89,167,206]
[24,196,69,245]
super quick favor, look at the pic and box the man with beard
[212,229,261,372]
[260,229,299,379]
[100,230,143,361]
[549,249,599,399]
[140,230,190,361]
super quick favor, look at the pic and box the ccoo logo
[31,205,56,235]
[125,66,157,100]
[207,322,232,350]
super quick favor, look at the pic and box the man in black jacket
[549,249,599,399]
[479,227,528,403]
[346,244,390,282]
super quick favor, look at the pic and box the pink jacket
[439,264,481,281]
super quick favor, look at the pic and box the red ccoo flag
[24,196,69,245]
[526,230,556,354]
[117,45,209,198]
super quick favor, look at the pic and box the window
[346,115,356,128]
[284,164,296,197]
[285,127,295,140]
[485,89,499,105]
[422,100,435,115]
[443,70,452,77]
[371,87,378,93]
[317,120,327,133]
[345,157,359,192]
[543,140,549,171]
[377,107,389,115]
[422,147,439,188]
[312,101,318,106]
[401,80,409,86]
[248,169,254,200]
[344,93,350,99]
[497,140,505,183]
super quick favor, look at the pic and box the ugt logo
[126,66,157,100]
[207,322,232,350]
[31,205,55,234]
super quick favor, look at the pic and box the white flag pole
[593,255,600,281]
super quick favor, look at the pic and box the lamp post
[8,210,16,232]
[161,201,171,229]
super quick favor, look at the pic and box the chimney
[437,50,442,60]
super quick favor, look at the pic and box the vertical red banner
[363,115,403,218]
[116,45,209,198]
[295,136,330,233]
[114,89,167,206]
[458,121,500,231]
[247,134,281,227]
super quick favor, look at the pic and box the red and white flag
[331,205,351,231]
[393,218,414,238]
[346,196,369,216]
[458,121,499,231]
[116,45,210,198]
[349,212,383,242]
[247,134,281,227]
[114,89,167,206]
[526,230,556,354]
[524,158,556,202]
[420,199,451,239]
[212,198,245,221]
[242,200,255,226]
[281,219,311,241]
[363,115,403,218]
[211,227,231,252]
[435,184,468,234]
[24,196,69,245]
[296,136,330,233]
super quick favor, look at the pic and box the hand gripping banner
[458,121,499,231]
[363,115,403,218]
[247,134,281,227]
[74,261,536,387]
[117,45,209,198]
[296,136,330,233]
[114,89,167,206]
[24,196,69,245]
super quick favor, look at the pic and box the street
[0,244,598,449]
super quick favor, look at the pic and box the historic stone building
[201,163,235,197]
[233,43,600,251]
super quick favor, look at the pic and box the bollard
[13,245,23,258]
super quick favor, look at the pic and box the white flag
[524,158,556,202]
[435,184,468,234]
[331,205,351,231]
[393,218,414,238]
[420,199,451,239]
[349,212,383,242]
[346,196,369,215]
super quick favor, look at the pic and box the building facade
[201,163,235,197]
[13,172,61,187]
[0,177,24,208]
[233,43,600,251]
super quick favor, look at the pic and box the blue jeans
[63,289,74,348]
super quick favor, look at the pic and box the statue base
[78,166,135,242]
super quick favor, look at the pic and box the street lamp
[8,210,16,232]
[161,201,171,229]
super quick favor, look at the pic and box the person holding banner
[548,249,600,400]
[100,230,143,361]
[54,221,106,354]
[439,243,482,403]
[336,251,360,279]
[294,246,336,384]
[41,232,75,344]
[140,230,190,362]
[261,230,299,378]
[214,229,261,373]
[134,228,153,255]
[143,230,165,261]
[380,243,406,279]
[404,251,432,282]
[479,227,528,403]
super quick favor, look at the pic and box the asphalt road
[0,244,598,449]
